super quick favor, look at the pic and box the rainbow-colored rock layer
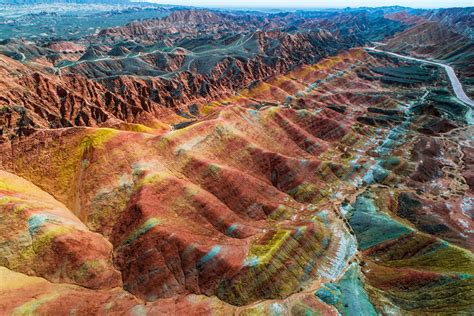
[1,49,472,314]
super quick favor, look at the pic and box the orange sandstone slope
[1,48,474,314]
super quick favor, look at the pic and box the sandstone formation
[0,5,473,315]
[384,7,474,98]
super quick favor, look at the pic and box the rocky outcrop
[383,8,474,98]
[0,8,420,140]
[0,22,364,140]
[0,171,121,289]
[1,47,473,313]
[1,6,474,314]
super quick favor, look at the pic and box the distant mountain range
[1,0,131,4]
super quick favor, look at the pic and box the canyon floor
[0,5,473,316]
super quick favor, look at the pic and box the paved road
[365,47,474,108]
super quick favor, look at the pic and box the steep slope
[0,171,121,289]
[1,6,473,315]
[383,8,474,98]
[0,10,370,140]
[1,48,473,314]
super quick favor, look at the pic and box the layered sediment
[1,46,473,314]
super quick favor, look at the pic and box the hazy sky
[145,0,473,8]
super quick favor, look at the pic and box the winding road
[365,47,474,108]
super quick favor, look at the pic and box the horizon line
[130,1,473,10]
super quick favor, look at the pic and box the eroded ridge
[1,47,473,314]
